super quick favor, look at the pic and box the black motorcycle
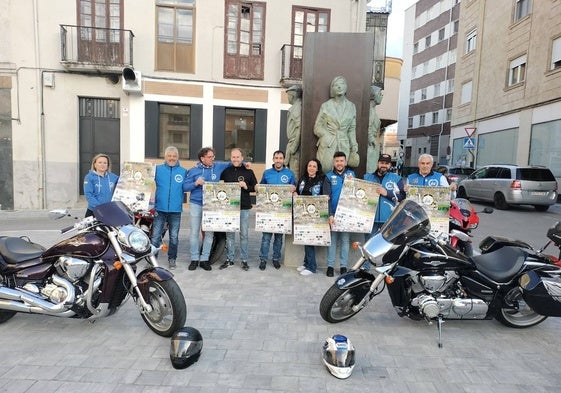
[320,199,561,347]
[0,201,186,337]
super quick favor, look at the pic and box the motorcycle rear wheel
[495,287,547,328]
[320,282,371,323]
[141,279,187,337]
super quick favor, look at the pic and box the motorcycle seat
[471,246,527,282]
[0,237,46,264]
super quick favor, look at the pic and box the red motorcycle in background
[448,198,493,256]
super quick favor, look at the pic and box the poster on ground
[293,195,331,246]
[332,177,379,233]
[202,182,241,232]
[111,161,155,212]
[254,184,294,234]
[406,186,451,236]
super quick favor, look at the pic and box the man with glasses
[183,147,232,271]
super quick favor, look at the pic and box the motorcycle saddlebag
[519,270,561,317]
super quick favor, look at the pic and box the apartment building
[0,0,399,210]
[398,0,461,166]
[450,0,561,175]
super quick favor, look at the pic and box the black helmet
[322,334,355,379]
[170,327,203,369]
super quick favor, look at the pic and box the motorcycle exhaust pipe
[0,299,75,317]
[0,274,75,313]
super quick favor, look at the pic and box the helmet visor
[171,339,203,359]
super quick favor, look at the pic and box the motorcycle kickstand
[437,316,444,348]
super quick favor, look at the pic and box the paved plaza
[0,209,560,392]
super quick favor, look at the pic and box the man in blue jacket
[258,150,296,270]
[363,153,406,240]
[183,147,232,271]
[151,146,188,270]
[322,151,356,277]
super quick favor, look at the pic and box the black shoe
[259,260,266,270]
[272,259,281,269]
[340,267,347,274]
[326,267,334,277]
[241,261,249,271]
[168,260,176,270]
[219,260,234,270]
[200,261,212,271]
[188,260,198,271]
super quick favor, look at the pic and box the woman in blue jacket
[83,153,119,217]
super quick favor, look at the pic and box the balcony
[60,25,134,74]
[280,44,303,87]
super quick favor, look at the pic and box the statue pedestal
[282,233,366,270]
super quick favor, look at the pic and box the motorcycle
[0,201,186,337]
[449,198,493,256]
[319,199,561,347]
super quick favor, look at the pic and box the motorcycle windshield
[453,198,473,217]
[92,201,135,227]
[379,199,431,244]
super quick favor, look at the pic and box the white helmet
[322,334,355,379]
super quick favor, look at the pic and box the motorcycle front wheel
[320,282,372,323]
[140,279,187,337]
[495,287,547,328]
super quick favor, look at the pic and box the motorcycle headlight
[118,225,151,253]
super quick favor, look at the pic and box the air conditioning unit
[122,67,142,95]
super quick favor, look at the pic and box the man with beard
[363,153,406,240]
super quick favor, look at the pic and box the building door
[290,7,330,79]
[79,98,120,195]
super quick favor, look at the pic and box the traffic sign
[463,137,475,149]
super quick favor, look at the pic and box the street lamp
[366,2,390,89]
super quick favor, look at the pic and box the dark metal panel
[279,109,288,154]
[190,104,203,158]
[254,108,267,163]
[144,101,159,158]
[213,106,226,160]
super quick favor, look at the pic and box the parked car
[457,165,558,211]
[435,165,475,185]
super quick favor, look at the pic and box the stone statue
[284,85,302,180]
[366,84,384,174]
[313,76,359,172]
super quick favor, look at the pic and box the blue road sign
[463,137,475,149]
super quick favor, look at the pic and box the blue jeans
[304,245,317,273]
[189,203,214,262]
[327,231,350,268]
[226,209,250,261]
[259,232,283,261]
[151,211,181,261]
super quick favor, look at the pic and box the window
[289,7,330,79]
[409,91,415,104]
[466,29,476,53]
[439,28,445,41]
[413,42,419,54]
[434,83,441,96]
[408,117,414,128]
[432,111,439,124]
[551,37,561,70]
[425,35,431,48]
[461,80,472,104]
[514,0,531,21]
[224,1,266,80]
[421,88,427,100]
[447,79,454,94]
[509,55,526,86]
[225,108,255,161]
[159,104,191,158]
[453,20,459,34]
[446,108,452,122]
[156,0,195,73]
[419,114,426,126]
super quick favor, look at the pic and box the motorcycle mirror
[48,209,69,220]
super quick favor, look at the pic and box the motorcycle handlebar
[60,225,75,234]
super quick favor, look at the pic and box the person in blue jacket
[183,147,232,271]
[83,153,119,217]
[151,146,188,270]
[363,153,406,240]
[258,150,296,270]
[322,151,356,277]
[407,153,451,188]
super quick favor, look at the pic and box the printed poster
[112,161,156,212]
[202,182,241,232]
[293,195,331,246]
[332,177,379,233]
[254,184,293,234]
[407,186,451,236]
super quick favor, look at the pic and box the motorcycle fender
[334,270,375,290]
[136,267,174,299]
[519,270,561,317]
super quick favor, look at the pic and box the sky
[369,0,417,58]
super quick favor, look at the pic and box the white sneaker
[296,265,306,272]
[300,269,314,276]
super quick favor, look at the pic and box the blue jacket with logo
[83,171,119,211]
[407,170,449,187]
[260,165,296,186]
[183,161,232,206]
[154,161,188,213]
[322,168,356,216]
[364,171,406,223]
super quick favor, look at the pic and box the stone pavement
[0,210,560,392]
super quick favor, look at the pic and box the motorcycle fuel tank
[42,231,110,259]
[407,241,474,271]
